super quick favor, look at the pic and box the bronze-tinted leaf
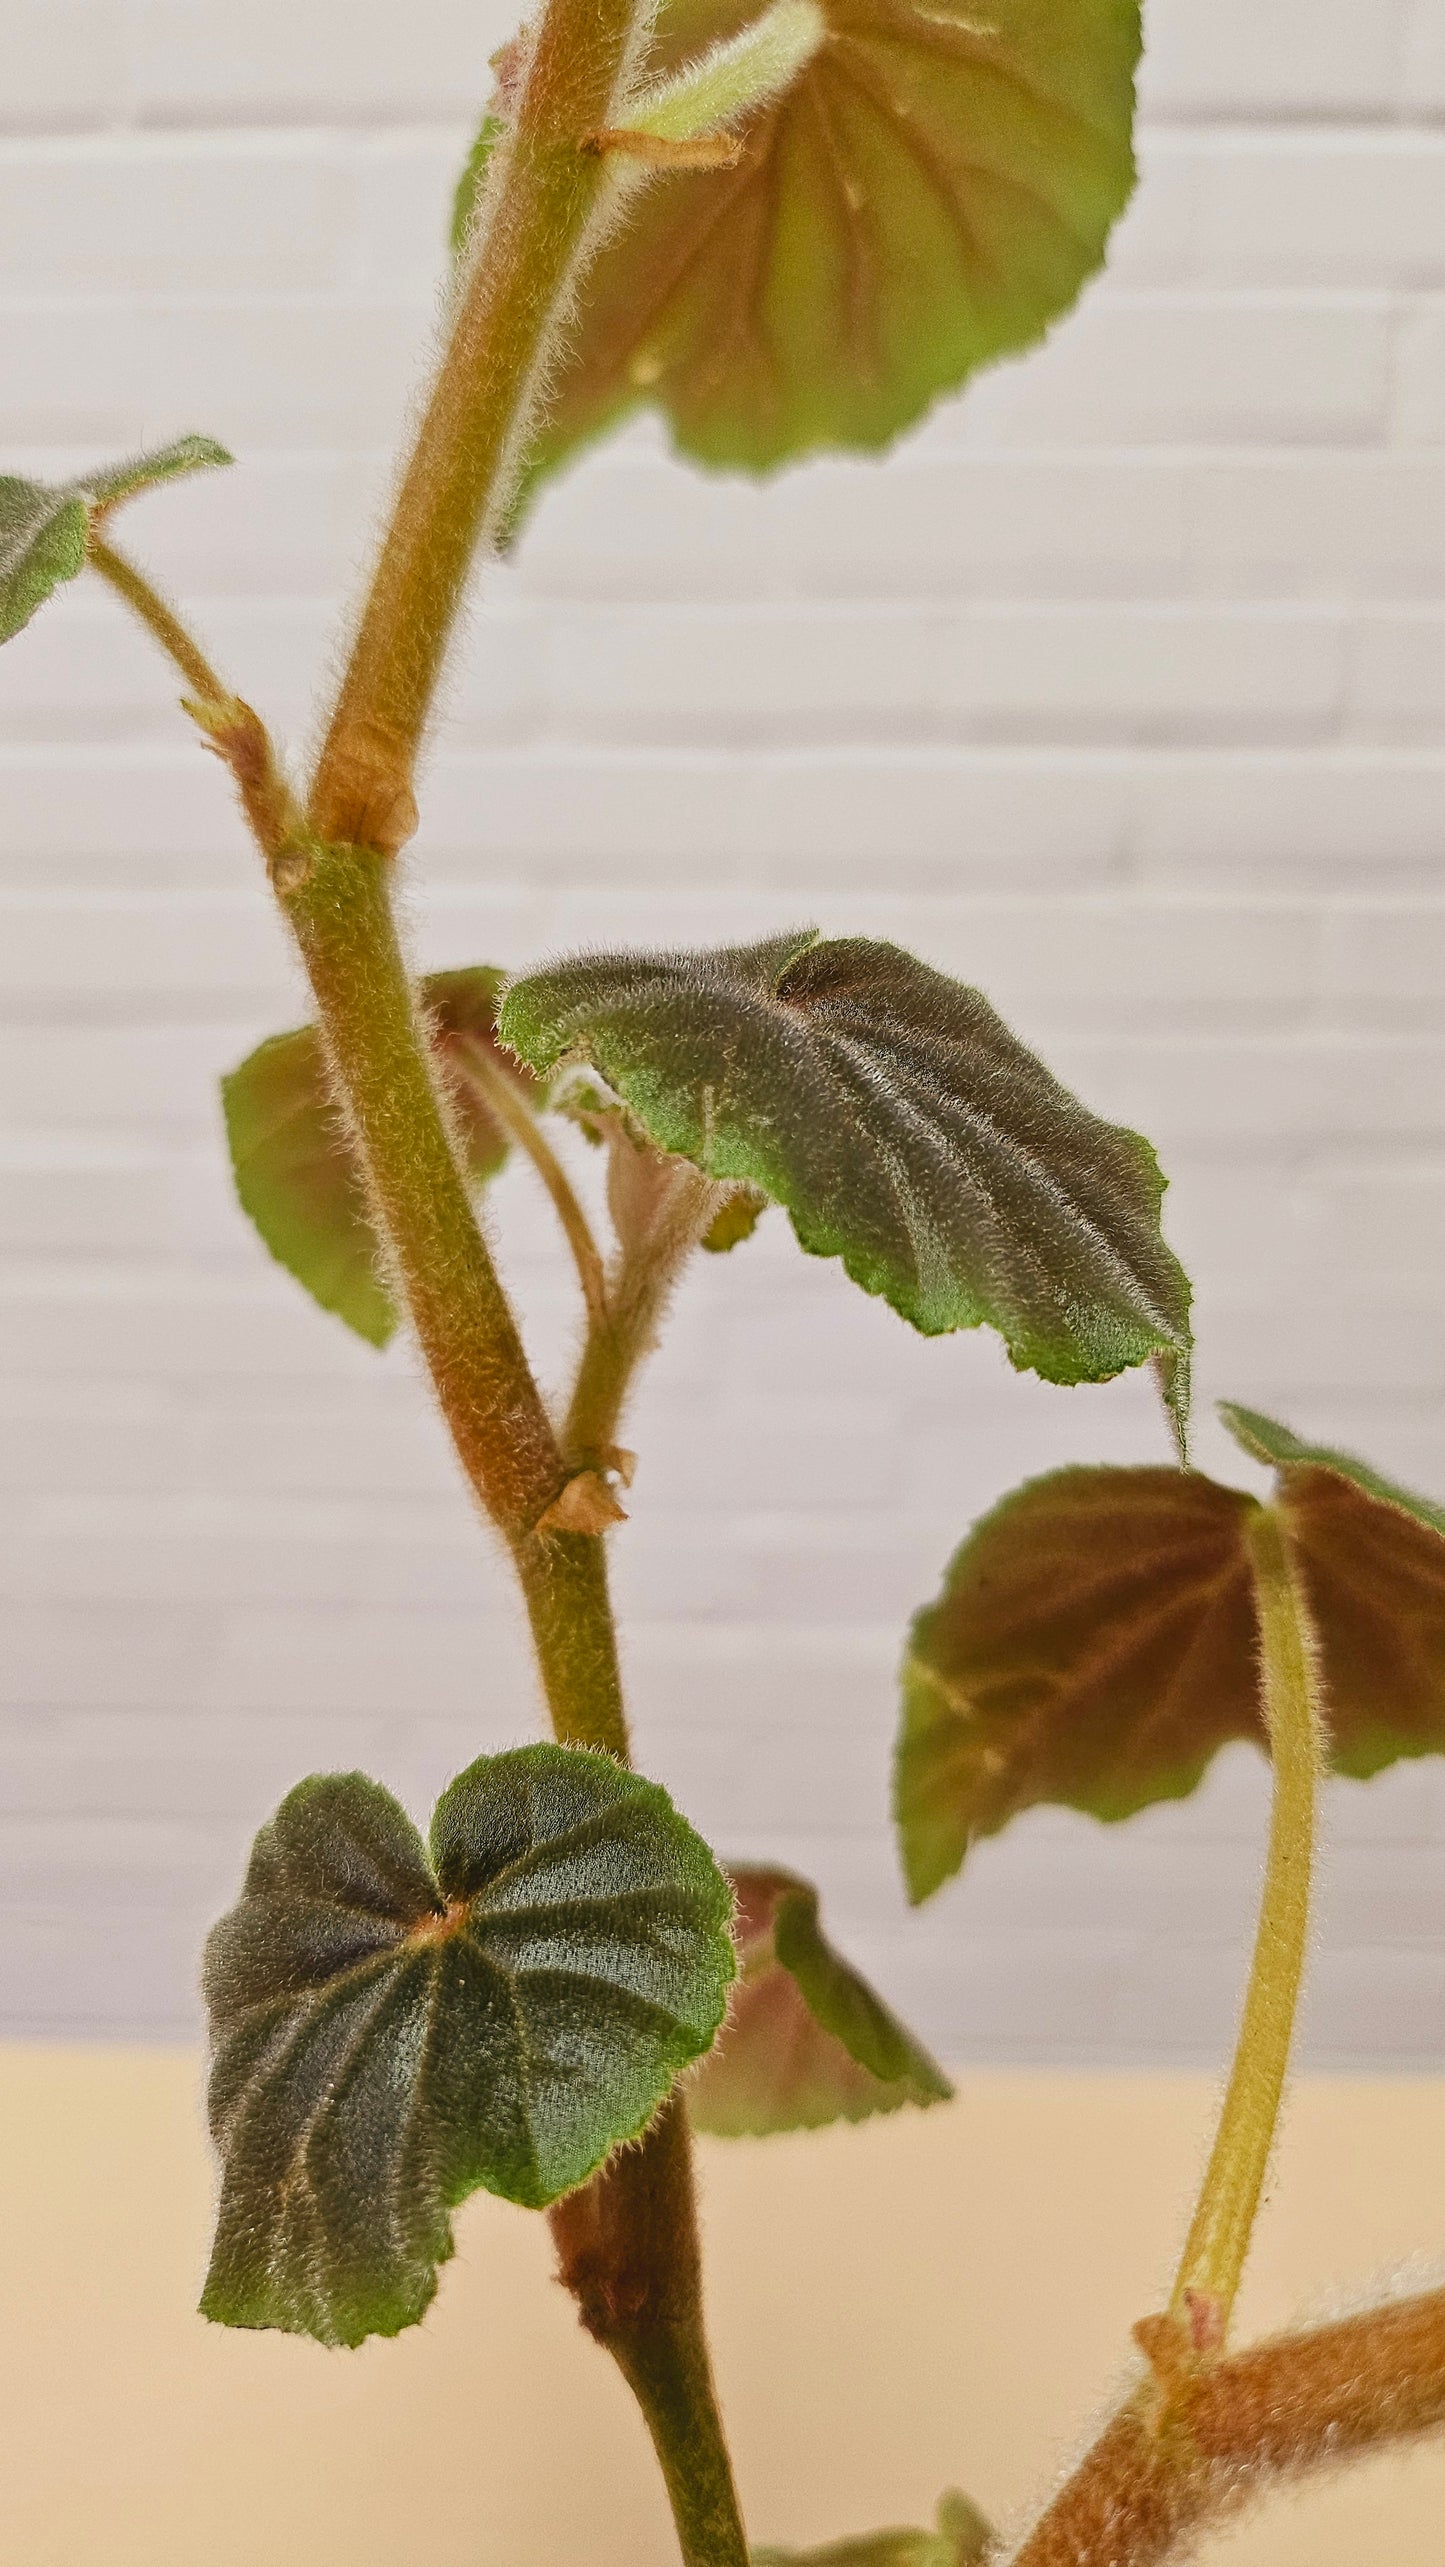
[511,0,1140,499]
[1222,1403,1445,1779]
[689,1866,951,2134]
[897,1413,1445,1902]
[896,1466,1260,1903]
[500,931,1192,1404]
[221,967,532,1346]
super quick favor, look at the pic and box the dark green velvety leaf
[689,1866,950,2135]
[897,1415,1445,1901]
[1221,1403,1445,1779]
[499,930,1191,1398]
[514,0,1139,505]
[754,2492,994,2566]
[0,435,231,647]
[222,967,530,1347]
[202,1743,735,2346]
[0,480,89,644]
[896,1465,1260,1903]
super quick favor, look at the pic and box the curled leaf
[510,0,1140,505]
[897,1409,1445,1902]
[0,436,232,647]
[222,967,532,1346]
[690,1866,951,2135]
[202,1744,735,2346]
[500,931,1192,1400]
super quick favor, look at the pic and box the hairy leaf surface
[689,1865,951,2134]
[0,436,231,646]
[501,931,1191,1398]
[1222,1403,1445,1777]
[511,0,1139,498]
[898,1413,1445,1900]
[754,2492,994,2565]
[222,968,530,1346]
[202,1744,735,2346]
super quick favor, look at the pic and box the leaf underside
[500,930,1192,1401]
[689,1865,951,2135]
[222,968,530,1346]
[897,1407,1445,1903]
[509,0,1140,508]
[0,436,231,647]
[202,1744,735,2346]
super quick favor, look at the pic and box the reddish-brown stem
[1010,2288,1445,2567]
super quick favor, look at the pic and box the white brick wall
[3,0,1445,2064]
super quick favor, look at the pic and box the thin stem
[565,1138,726,1470]
[451,1033,609,1326]
[551,2099,750,2567]
[1169,1501,1325,2343]
[88,533,229,703]
[1009,2285,1445,2567]
[308,0,649,853]
[277,838,628,1755]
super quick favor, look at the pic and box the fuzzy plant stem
[1008,2286,1445,2567]
[276,839,630,1755]
[307,0,650,857]
[1169,1500,1325,2343]
[91,59,750,2538]
[550,2098,750,2567]
[88,532,230,703]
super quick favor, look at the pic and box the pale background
[5,5,1445,2563]
[4,4,1445,2067]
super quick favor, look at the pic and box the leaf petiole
[450,1030,610,1324]
[1168,1500,1325,2345]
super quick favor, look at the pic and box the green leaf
[500,931,1192,1399]
[202,1743,735,2347]
[510,0,1139,511]
[222,967,531,1347]
[0,435,232,647]
[689,1866,951,2135]
[76,433,233,511]
[754,2492,994,2566]
[897,1412,1445,1901]
[1220,1403,1445,1779]
[0,480,89,645]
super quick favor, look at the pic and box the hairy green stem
[88,532,229,703]
[1169,1501,1324,2342]
[277,839,629,1754]
[308,0,651,853]
[551,2099,750,2567]
[452,1032,609,1325]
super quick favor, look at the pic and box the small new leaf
[897,1411,1445,1902]
[0,437,231,647]
[222,968,532,1346]
[507,0,1139,509]
[689,1866,951,2135]
[500,931,1191,1399]
[203,1743,735,2346]
[754,2492,994,2566]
